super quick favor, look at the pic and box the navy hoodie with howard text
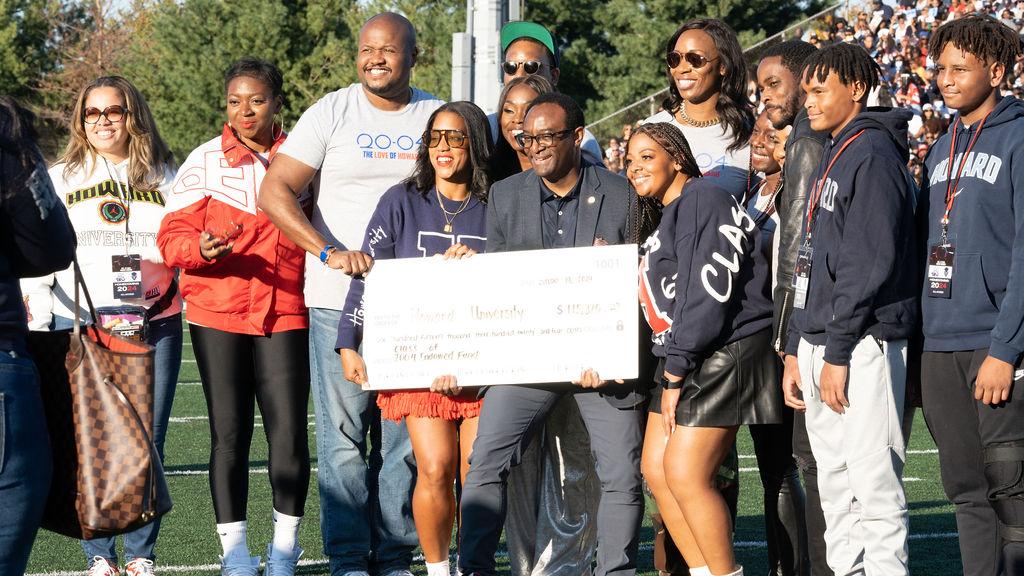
[639,178,773,377]
[920,96,1024,364]
[785,108,918,364]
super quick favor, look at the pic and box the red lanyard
[803,130,866,242]
[941,111,991,239]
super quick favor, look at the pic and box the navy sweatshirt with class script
[785,108,918,364]
[639,178,773,377]
[920,96,1024,363]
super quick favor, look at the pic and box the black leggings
[190,324,311,522]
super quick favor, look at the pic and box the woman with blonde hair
[21,75,180,576]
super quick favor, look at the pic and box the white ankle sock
[270,509,302,559]
[425,560,450,576]
[217,520,249,560]
[690,567,712,576]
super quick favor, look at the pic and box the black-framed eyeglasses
[428,129,468,149]
[501,60,545,76]
[515,128,575,148]
[83,105,129,125]
[666,51,719,70]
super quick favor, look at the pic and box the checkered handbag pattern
[69,327,172,539]
[29,258,172,539]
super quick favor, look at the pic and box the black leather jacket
[773,109,827,352]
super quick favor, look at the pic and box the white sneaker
[125,558,156,576]
[220,553,260,576]
[264,543,303,576]
[87,557,119,576]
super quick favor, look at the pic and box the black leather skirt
[649,328,784,426]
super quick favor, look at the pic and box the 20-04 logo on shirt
[356,132,423,161]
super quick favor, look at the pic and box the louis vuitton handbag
[27,259,172,539]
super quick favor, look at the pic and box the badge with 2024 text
[927,243,955,299]
[111,254,143,299]
[792,245,813,310]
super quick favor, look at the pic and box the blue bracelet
[319,245,336,264]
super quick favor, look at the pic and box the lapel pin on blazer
[587,195,596,204]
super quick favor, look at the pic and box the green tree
[0,0,60,100]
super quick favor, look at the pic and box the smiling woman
[19,75,182,576]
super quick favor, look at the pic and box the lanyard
[101,156,133,252]
[803,130,866,243]
[941,111,991,241]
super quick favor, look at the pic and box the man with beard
[757,39,832,576]
[259,12,443,576]
[458,92,645,576]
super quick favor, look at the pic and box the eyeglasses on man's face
[515,128,575,148]
[501,60,545,76]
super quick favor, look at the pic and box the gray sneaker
[264,544,304,576]
[220,553,260,576]
[341,572,370,576]
[380,571,415,576]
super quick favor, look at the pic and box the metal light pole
[451,0,522,113]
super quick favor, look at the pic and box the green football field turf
[25,328,964,575]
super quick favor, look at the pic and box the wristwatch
[319,245,337,265]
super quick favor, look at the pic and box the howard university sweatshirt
[639,178,773,377]
[786,108,918,364]
[920,96,1024,363]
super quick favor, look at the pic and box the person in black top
[631,122,781,576]
[756,39,833,576]
[0,95,75,574]
[781,43,917,576]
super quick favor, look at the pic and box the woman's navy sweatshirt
[785,108,919,364]
[0,139,75,355]
[919,96,1024,364]
[336,181,487,351]
[639,178,773,377]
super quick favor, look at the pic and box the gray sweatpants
[797,336,909,576]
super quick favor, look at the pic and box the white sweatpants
[797,336,909,576]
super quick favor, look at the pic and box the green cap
[501,21,558,65]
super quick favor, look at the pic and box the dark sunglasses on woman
[665,51,719,70]
[83,105,129,125]
[428,129,468,149]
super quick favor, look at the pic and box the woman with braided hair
[631,122,782,576]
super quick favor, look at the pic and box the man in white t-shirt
[259,12,443,576]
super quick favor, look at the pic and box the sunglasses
[515,128,575,149]
[501,60,545,76]
[83,105,129,125]
[665,51,719,70]
[428,129,468,149]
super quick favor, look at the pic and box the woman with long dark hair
[645,18,754,199]
[631,122,782,576]
[21,76,181,576]
[157,58,310,575]
[337,101,493,576]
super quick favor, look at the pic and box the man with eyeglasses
[496,21,604,165]
[458,92,645,576]
[259,11,442,576]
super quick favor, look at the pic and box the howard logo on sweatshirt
[928,152,1003,186]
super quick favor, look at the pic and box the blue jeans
[78,314,183,565]
[309,308,416,575]
[0,351,52,575]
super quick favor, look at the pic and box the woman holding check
[336,101,493,576]
[630,122,781,576]
[157,58,310,575]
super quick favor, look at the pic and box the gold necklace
[678,101,721,128]
[436,187,472,233]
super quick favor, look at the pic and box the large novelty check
[361,244,639,390]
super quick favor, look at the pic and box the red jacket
[158,124,307,335]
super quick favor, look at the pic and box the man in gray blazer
[458,92,644,576]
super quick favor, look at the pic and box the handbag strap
[72,257,100,337]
